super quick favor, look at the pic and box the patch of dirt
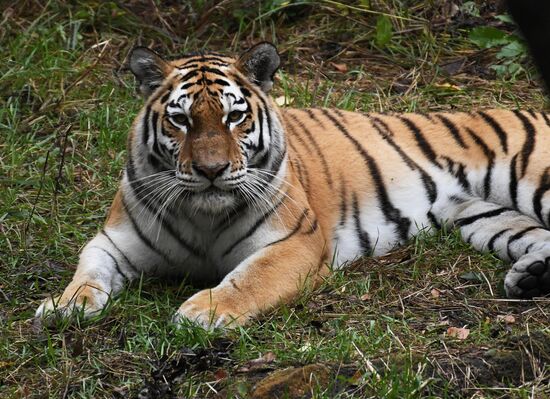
[427,331,550,389]
[135,338,233,399]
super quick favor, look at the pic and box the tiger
[35,42,550,329]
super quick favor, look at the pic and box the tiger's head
[127,43,286,214]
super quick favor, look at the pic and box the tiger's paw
[172,289,249,330]
[35,282,109,321]
[505,253,550,299]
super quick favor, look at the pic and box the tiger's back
[283,108,550,265]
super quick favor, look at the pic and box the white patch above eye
[222,87,248,129]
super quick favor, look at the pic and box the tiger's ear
[236,42,280,93]
[128,47,171,97]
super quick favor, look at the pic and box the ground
[1,1,549,398]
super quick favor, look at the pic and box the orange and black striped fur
[36,43,550,328]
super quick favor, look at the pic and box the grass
[1,0,549,398]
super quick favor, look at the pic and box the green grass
[1,1,549,398]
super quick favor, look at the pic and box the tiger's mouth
[187,185,241,213]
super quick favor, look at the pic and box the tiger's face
[128,43,284,213]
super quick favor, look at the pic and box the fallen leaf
[214,369,228,381]
[360,293,371,301]
[459,271,483,282]
[331,62,348,73]
[433,82,462,91]
[0,361,15,368]
[237,351,276,372]
[446,327,470,340]
[349,369,363,385]
[275,95,294,106]
[430,288,441,298]
[496,314,516,324]
[298,343,312,352]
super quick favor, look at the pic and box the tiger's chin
[187,188,239,214]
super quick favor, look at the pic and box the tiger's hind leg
[435,197,550,298]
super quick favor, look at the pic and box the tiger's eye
[227,110,244,123]
[171,114,188,126]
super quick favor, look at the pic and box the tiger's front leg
[173,216,327,329]
[35,192,143,320]
[35,232,134,319]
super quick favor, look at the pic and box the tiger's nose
[192,162,230,180]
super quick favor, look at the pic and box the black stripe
[253,95,274,171]
[177,56,230,68]
[487,228,511,252]
[398,116,442,168]
[88,245,129,280]
[456,164,470,193]
[533,167,550,226]
[200,66,228,76]
[465,128,495,199]
[333,108,345,119]
[507,226,541,260]
[352,192,371,252]
[443,157,471,193]
[542,113,550,127]
[478,111,508,153]
[286,118,314,153]
[222,193,287,257]
[142,106,151,146]
[240,87,251,97]
[305,109,323,126]
[180,82,196,90]
[339,176,348,228]
[527,109,538,119]
[160,92,171,104]
[371,117,437,203]
[370,116,394,136]
[257,104,265,153]
[266,209,309,247]
[305,219,319,234]
[180,70,199,82]
[151,111,164,159]
[455,207,510,227]
[322,109,411,241]
[435,114,468,148]
[427,211,440,229]
[119,196,179,266]
[513,110,536,177]
[289,142,311,194]
[510,154,519,208]
[288,111,334,189]
[100,229,139,274]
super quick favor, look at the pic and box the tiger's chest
[149,210,281,281]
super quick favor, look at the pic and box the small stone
[496,314,516,324]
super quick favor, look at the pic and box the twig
[52,124,72,216]
[352,341,380,381]
[23,150,50,249]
